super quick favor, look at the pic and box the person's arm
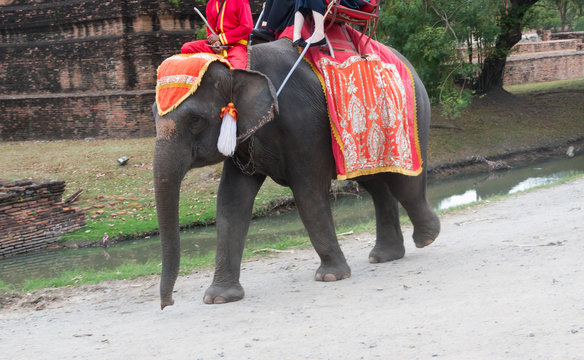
[218,0,253,45]
[205,1,221,45]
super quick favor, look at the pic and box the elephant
[153,39,440,309]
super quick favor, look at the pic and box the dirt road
[1,177,583,359]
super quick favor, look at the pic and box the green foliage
[377,1,449,103]
[440,86,473,119]
[574,14,584,29]
[375,0,582,113]
[168,0,207,7]
[195,26,207,40]
[525,0,584,30]
[377,0,503,117]
[525,2,562,29]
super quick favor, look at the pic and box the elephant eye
[189,116,207,135]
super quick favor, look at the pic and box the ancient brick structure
[0,180,87,257]
[0,0,262,141]
[510,39,582,55]
[504,36,584,86]
[0,1,581,140]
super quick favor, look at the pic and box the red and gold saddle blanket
[279,24,422,179]
[156,53,232,116]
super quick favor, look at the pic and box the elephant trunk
[153,140,187,310]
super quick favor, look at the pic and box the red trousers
[181,41,248,69]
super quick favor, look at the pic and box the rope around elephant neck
[232,135,256,176]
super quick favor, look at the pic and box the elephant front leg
[204,160,266,304]
[359,179,405,263]
[292,184,351,282]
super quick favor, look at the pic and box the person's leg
[256,0,273,33]
[181,40,212,54]
[263,0,274,20]
[226,45,248,69]
[311,10,325,45]
[266,0,296,32]
[292,10,306,43]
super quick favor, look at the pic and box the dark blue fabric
[340,0,366,10]
[294,0,367,15]
[264,0,295,31]
[295,0,326,15]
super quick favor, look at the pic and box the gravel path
[1,177,583,359]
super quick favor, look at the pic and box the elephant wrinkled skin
[153,40,440,309]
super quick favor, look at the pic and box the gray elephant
[153,39,440,309]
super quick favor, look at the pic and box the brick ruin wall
[0,1,581,141]
[0,180,87,258]
[504,51,584,85]
[0,0,262,141]
[504,36,584,86]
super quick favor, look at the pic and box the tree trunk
[558,0,570,31]
[475,0,540,94]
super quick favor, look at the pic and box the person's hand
[211,41,223,54]
[207,34,220,44]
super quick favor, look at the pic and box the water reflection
[1,154,583,287]
[436,190,480,210]
[428,154,583,210]
[509,176,561,194]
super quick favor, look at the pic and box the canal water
[1,154,583,287]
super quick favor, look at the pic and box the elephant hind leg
[386,173,440,248]
[359,179,405,263]
[412,213,440,248]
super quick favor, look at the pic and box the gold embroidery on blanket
[318,55,415,176]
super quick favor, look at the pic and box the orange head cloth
[220,102,238,121]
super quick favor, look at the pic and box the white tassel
[217,112,237,156]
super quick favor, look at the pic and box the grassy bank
[2,234,316,292]
[428,78,584,165]
[1,78,583,245]
[3,172,583,293]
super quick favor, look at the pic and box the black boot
[252,28,276,42]
[309,37,327,48]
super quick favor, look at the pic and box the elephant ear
[232,69,279,142]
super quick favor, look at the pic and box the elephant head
[152,61,278,309]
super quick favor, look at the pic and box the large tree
[475,0,540,93]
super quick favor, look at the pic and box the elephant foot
[368,243,405,263]
[315,262,351,282]
[412,213,441,248]
[203,283,245,304]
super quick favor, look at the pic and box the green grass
[19,262,162,291]
[4,234,315,292]
[428,78,584,165]
[0,138,292,244]
[504,77,584,95]
[0,280,13,294]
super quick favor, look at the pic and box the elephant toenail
[324,274,337,281]
[214,296,227,304]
